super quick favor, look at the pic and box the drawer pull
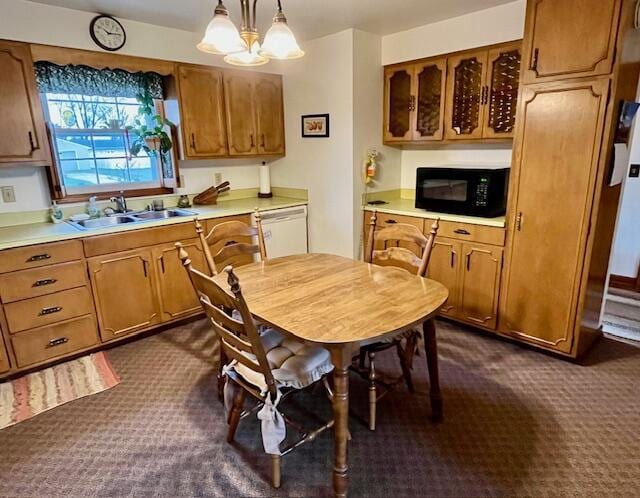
[453,228,471,235]
[33,278,57,287]
[385,219,397,224]
[27,253,51,262]
[48,337,69,348]
[39,306,62,316]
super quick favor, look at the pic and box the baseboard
[609,274,638,291]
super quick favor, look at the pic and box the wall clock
[89,15,126,52]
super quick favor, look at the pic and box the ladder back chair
[357,210,440,430]
[193,211,267,399]
[177,243,335,488]
[194,209,267,276]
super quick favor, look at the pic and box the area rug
[0,352,120,430]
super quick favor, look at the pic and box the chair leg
[271,455,281,488]
[423,319,443,423]
[368,351,377,431]
[226,381,246,443]
[397,334,417,393]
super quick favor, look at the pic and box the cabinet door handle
[48,337,69,348]
[28,131,37,152]
[39,306,62,316]
[454,228,471,235]
[516,212,523,231]
[27,253,51,262]
[260,133,266,148]
[466,254,471,271]
[159,256,166,274]
[142,260,148,278]
[531,48,539,71]
[33,278,57,287]
[190,133,197,151]
[450,251,456,268]
[250,134,255,148]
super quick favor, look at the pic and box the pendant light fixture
[198,0,304,66]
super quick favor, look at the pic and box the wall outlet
[214,172,222,185]
[629,164,639,178]
[1,186,16,203]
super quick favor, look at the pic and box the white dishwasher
[253,205,308,258]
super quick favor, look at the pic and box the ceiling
[27,0,517,41]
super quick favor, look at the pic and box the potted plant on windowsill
[126,88,174,158]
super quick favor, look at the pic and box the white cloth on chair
[257,389,285,455]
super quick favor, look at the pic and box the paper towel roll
[259,163,271,195]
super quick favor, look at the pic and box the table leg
[330,346,350,497]
[423,319,443,422]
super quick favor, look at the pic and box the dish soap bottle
[50,201,63,224]
[87,196,100,218]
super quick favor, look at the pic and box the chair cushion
[230,328,334,391]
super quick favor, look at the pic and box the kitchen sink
[67,209,196,231]
[70,215,137,230]
[132,209,195,220]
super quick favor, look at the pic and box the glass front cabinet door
[413,58,447,141]
[383,64,415,142]
[445,50,488,140]
[483,43,521,139]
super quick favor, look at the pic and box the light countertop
[362,198,506,228]
[0,196,308,251]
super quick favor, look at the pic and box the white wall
[352,30,402,256]
[0,0,276,214]
[381,1,526,65]
[270,30,355,258]
[381,0,526,190]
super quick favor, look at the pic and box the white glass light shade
[224,41,269,66]
[197,7,246,55]
[259,17,304,60]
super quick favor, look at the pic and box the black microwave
[415,166,509,217]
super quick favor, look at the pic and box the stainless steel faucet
[109,191,128,213]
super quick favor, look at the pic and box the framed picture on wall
[301,114,330,137]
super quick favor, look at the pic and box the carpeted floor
[1,318,639,497]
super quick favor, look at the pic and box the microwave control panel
[474,177,489,207]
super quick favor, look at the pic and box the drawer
[437,221,505,246]
[0,261,87,303]
[0,240,84,274]
[83,222,198,257]
[4,286,94,333]
[11,315,99,368]
[373,212,425,231]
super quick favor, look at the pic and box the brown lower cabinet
[0,329,10,373]
[88,249,162,342]
[363,211,504,331]
[153,238,207,322]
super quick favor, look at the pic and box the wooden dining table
[214,253,448,497]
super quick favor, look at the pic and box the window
[34,62,177,199]
[42,93,160,194]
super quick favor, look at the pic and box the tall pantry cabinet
[498,0,640,357]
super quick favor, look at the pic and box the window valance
[34,61,164,99]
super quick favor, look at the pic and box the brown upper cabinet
[253,73,286,155]
[384,41,521,145]
[176,65,229,159]
[445,42,521,140]
[0,40,50,167]
[383,58,447,143]
[224,71,285,157]
[521,0,622,84]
